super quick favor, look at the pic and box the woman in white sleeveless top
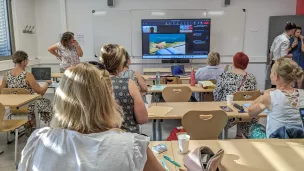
[248,58,304,138]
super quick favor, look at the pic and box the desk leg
[152,119,156,141]
[157,119,163,141]
[221,126,228,139]
[35,100,40,128]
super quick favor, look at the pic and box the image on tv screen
[149,34,186,55]
[142,19,211,59]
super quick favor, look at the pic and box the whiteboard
[93,9,245,57]
[92,10,132,57]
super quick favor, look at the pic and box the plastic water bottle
[155,71,161,87]
[190,69,195,86]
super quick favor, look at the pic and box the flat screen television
[141,19,211,59]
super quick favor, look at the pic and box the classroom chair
[224,64,230,72]
[0,103,28,167]
[182,110,228,140]
[233,90,261,101]
[160,76,182,84]
[162,86,192,102]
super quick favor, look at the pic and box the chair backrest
[0,103,5,127]
[1,88,30,114]
[233,90,261,101]
[182,110,228,140]
[224,64,230,72]
[162,86,192,102]
[160,76,182,84]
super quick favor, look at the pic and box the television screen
[141,19,211,59]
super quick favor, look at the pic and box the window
[0,0,13,57]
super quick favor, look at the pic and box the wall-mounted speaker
[107,0,114,7]
[224,0,230,6]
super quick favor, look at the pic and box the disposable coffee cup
[178,134,190,154]
[146,94,152,106]
[226,95,233,106]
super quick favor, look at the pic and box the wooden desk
[0,94,41,128]
[171,139,304,171]
[148,84,214,93]
[149,102,235,119]
[143,75,191,85]
[228,101,267,120]
[150,141,177,171]
[148,101,267,140]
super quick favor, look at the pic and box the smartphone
[299,108,304,128]
[220,106,233,112]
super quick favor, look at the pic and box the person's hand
[292,40,298,48]
[45,80,52,85]
[73,40,80,47]
[300,35,304,40]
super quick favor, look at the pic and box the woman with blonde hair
[194,51,224,101]
[249,58,304,138]
[100,44,148,133]
[18,63,164,171]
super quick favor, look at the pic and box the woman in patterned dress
[213,52,258,138]
[48,31,83,73]
[0,51,53,127]
[100,44,148,133]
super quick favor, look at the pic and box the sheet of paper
[151,85,167,91]
[148,106,173,116]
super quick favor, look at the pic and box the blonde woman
[100,44,148,133]
[194,51,223,101]
[195,51,223,82]
[249,58,304,138]
[18,63,164,171]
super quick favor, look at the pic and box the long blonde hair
[272,58,304,84]
[51,63,123,133]
[99,44,126,74]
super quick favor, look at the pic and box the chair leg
[15,128,19,167]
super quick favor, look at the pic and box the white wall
[12,0,37,58]
[33,0,297,89]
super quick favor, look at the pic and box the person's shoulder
[247,73,256,78]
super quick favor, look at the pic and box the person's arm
[135,71,148,92]
[48,44,62,61]
[300,36,304,52]
[129,79,148,124]
[213,73,225,101]
[248,90,271,118]
[143,148,165,171]
[0,74,7,93]
[281,40,292,58]
[73,40,83,57]
[26,73,51,95]
[297,74,304,89]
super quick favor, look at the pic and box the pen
[161,158,169,171]
[164,155,181,168]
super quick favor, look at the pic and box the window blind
[0,0,12,56]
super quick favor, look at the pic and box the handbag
[184,146,224,171]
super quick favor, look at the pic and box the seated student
[18,63,164,171]
[0,51,53,129]
[248,58,304,138]
[194,51,223,101]
[100,44,148,133]
[120,51,148,94]
[213,52,258,138]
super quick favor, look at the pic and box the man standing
[269,22,297,64]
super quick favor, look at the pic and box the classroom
[1,0,304,170]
